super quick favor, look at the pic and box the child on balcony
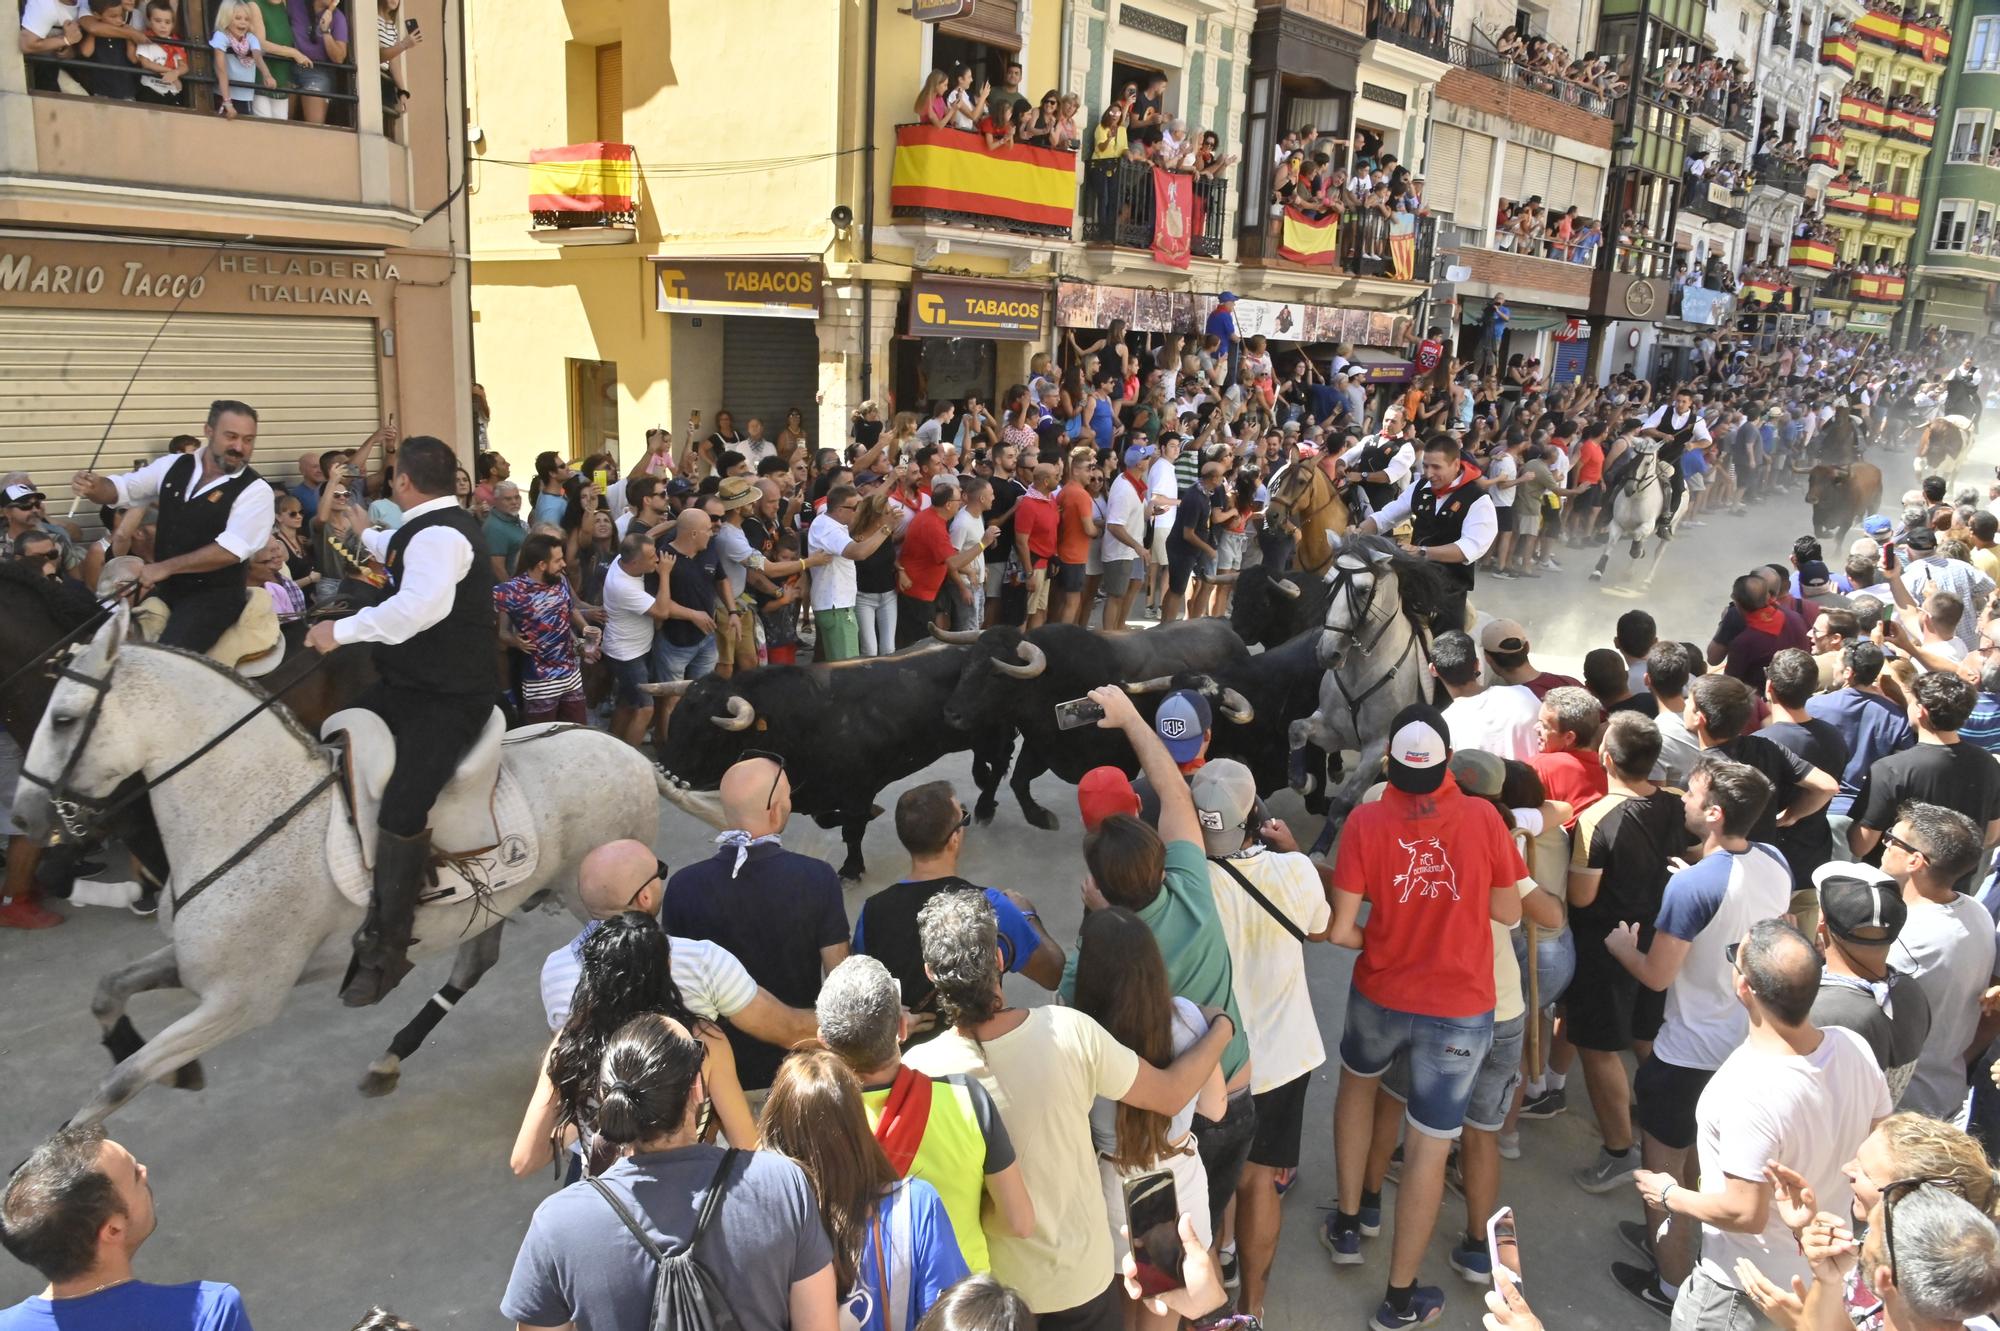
[209,0,276,119]
[132,0,188,106]
[977,97,1017,151]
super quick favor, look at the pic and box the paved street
[1,435,1988,1330]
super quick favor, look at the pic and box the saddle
[318,708,544,909]
[128,585,286,678]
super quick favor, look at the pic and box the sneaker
[1369,1285,1445,1331]
[1496,1130,1522,1160]
[1219,1246,1241,1289]
[1384,1144,1404,1184]
[0,897,64,929]
[1612,1261,1676,1319]
[130,887,159,918]
[1539,555,1563,571]
[1517,1086,1567,1119]
[1319,1213,1364,1266]
[1491,567,1516,579]
[1574,1148,1640,1195]
[1617,1219,1657,1268]
[1448,1236,1493,1285]
[1358,1198,1383,1237]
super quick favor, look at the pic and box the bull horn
[1125,676,1175,694]
[1219,688,1255,723]
[710,696,757,731]
[1272,577,1302,600]
[641,680,694,698]
[929,625,983,645]
[993,640,1048,680]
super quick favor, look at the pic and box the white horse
[11,610,662,1126]
[1591,442,1686,590]
[1288,532,1439,856]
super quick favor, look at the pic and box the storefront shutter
[0,309,380,511]
[720,317,820,448]
[940,0,1022,49]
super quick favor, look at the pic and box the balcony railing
[1810,131,1844,167]
[1947,146,2000,168]
[1789,236,1837,271]
[1683,181,1750,226]
[889,125,1079,241]
[1773,23,1795,51]
[1448,37,1611,115]
[1244,207,1435,281]
[528,143,638,232]
[1849,11,1951,61]
[1739,277,1798,311]
[1824,183,1921,223]
[1821,32,1859,71]
[1080,158,1226,259]
[1755,159,1810,195]
[1821,271,1908,302]
[1365,0,1452,62]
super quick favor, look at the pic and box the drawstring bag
[586,1149,747,1331]
[840,1181,917,1331]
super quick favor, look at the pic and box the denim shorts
[1383,1012,1524,1134]
[652,633,717,684]
[1339,986,1495,1139]
[1512,925,1577,1012]
[607,653,651,707]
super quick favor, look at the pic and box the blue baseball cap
[1216,291,1239,304]
[1123,442,1156,470]
[1862,515,1892,541]
[1154,690,1212,764]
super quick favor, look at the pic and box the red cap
[1078,766,1140,831]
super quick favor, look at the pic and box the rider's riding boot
[340,829,430,1007]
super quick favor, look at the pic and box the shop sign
[909,276,1046,340]
[1349,359,1414,383]
[653,257,824,319]
[0,238,399,314]
[912,0,974,19]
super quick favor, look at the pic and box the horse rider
[302,435,497,1007]
[1944,355,1983,425]
[1636,388,1711,537]
[1813,399,1863,471]
[69,400,274,653]
[1339,400,1417,516]
[1352,433,1495,634]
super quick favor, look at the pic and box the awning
[1457,297,1577,334]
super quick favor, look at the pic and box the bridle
[17,651,120,842]
[1318,552,1430,735]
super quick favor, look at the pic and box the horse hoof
[101,1015,144,1065]
[1023,806,1061,832]
[837,861,865,884]
[1304,791,1331,817]
[1589,570,1603,582]
[357,1057,401,1098]
[169,1060,205,1092]
[972,798,997,826]
[1629,541,1645,559]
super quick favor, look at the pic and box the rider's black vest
[1410,477,1477,591]
[1656,409,1698,465]
[1356,436,1404,511]
[376,505,497,698]
[152,451,262,597]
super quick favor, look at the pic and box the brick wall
[1438,68,1615,150]
[1462,246,1594,302]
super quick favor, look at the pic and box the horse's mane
[123,641,321,750]
[0,561,102,632]
[1336,532,1453,628]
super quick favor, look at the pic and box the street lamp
[1613,135,1638,169]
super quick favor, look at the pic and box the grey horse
[1287,532,1444,855]
[11,609,663,1127]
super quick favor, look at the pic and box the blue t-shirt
[1960,693,2000,755]
[1804,687,1916,815]
[531,490,569,528]
[0,1280,249,1331]
[846,1179,970,1331]
[1204,307,1238,362]
[1090,398,1115,448]
[289,481,318,520]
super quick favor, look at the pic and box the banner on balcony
[1741,279,1795,311]
[1276,206,1340,266]
[528,142,638,214]
[1152,168,1193,270]
[1788,238,1836,270]
[1677,287,1734,326]
[1819,34,1857,71]
[1388,215,1417,282]
[889,125,1077,231]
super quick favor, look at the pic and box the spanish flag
[890,125,1077,230]
[1789,238,1837,270]
[1276,206,1340,265]
[1820,33,1857,71]
[528,142,638,213]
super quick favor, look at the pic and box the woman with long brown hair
[761,1049,970,1331]
[1070,908,1226,1331]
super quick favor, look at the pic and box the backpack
[586,1149,747,1331]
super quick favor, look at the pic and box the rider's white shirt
[331,495,473,647]
[1339,437,1415,489]
[1369,478,1498,563]
[109,448,274,563]
[1640,404,1713,443]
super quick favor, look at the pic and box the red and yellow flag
[890,125,1077,230]
[528,142,638,213]
[1788,238,1836,270]
[1276,206,1339,265]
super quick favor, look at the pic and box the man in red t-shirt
[1529,685,1609,827]
[1054,447,1102,626]
[1566,422,1609,544]
[1013,462,1063,629]
[896,480,966,647]
[1323,704,1525,1326]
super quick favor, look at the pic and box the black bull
[1142,630,1331,800]
[1229,562,1331,651]
[937,619,1250,829]
[650,644,1014,880]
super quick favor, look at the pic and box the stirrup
[339,944,415,1007]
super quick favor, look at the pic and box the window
[1427,124,1496,236]
[1501,142,1603,220]
[594,44,623,144]
[1969,17,2000,71]
[1934,199,1972,251]
[567,359,619,461]
[1951,110,1991,157]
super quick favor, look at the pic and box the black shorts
[1564,924,1667,1052]
[1248,1072,1312,1170]
[1055,560,1086,593]
[1633,1055,1713,1152]
[1494,504,1516,533]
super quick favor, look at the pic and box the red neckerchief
[873,1065,934,1176]
[1123,471,1148,503]
[1431,459,1482,496]
[1744,603,1785,635]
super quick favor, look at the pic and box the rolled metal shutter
[720,317,819,445]
[940,0,1022,49]
[1552,334,1590,385]
[0,309,380,506]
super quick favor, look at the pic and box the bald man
[292,450,326,519]
[661,757,851,1093]
[539,839,819,1055]
[1015,461,1063,629]
[650,508,721,743]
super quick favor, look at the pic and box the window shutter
[1458,128,1495,230]
[595,43,624,144]
[1502,142,1529,202]
[1426,125,1464,221]
[941,0,1022,49]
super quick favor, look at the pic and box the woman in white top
[945,63,987,132]
[1072,908,1226,1331]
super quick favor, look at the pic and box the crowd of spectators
[1651,53,1753,124]
[1494,197,1605,265]
[1492,28,1628,107]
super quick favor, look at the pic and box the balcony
[1257,0,1368,32]
[1773,22,1795,50]
[1821,270,1908,303]
[1789,237,1837,271]
[1884,107,1936,146]
[1824,183,1921,225]
[1080,158,1226,261]
[889,125,1080,243]
[1739,277,1798,310]
[527,143,638,244]
[1242,205,1436,283]
[1850,11,1951,61]
[1821,32,1859,72]
[1364,0,1452,64]
[1947,146,2000,169]
[1810,131,1844,167]
[1683,179,1750,227]
[1837,93,1889,136]
[1446,37,1611,117]
[1755,159,1810,196]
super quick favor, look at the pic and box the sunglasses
[742,749,791,807]
[1882,1177,1964,1284]
[623,859,670,910]
[1880,830,1922,858]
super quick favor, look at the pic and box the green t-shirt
[1061,837,1250,1080]
[254,0,297,86]
[483,512,528,573]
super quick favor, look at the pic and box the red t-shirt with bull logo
[1331,774,1525,1018]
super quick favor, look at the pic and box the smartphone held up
[1123,1172,1185,1296]
[1487,1206,1522,1289]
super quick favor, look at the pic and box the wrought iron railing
[1080,158,1226,259]
[1365,0,1452,61]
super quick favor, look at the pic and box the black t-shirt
[661,546,719,647]
[1809,971,1931,1105]
[853,876,1016,1045]
[855,530,899,594]
[988,475,1028,555]
[1574,788,1687,931]
[1852,741,2000,887]
[1760,718,1850,886]
[1167,481,1212,557]
[1608,694,1660,718]
[1714,733,1818,877]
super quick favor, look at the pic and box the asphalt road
[1,429,1988,1330]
